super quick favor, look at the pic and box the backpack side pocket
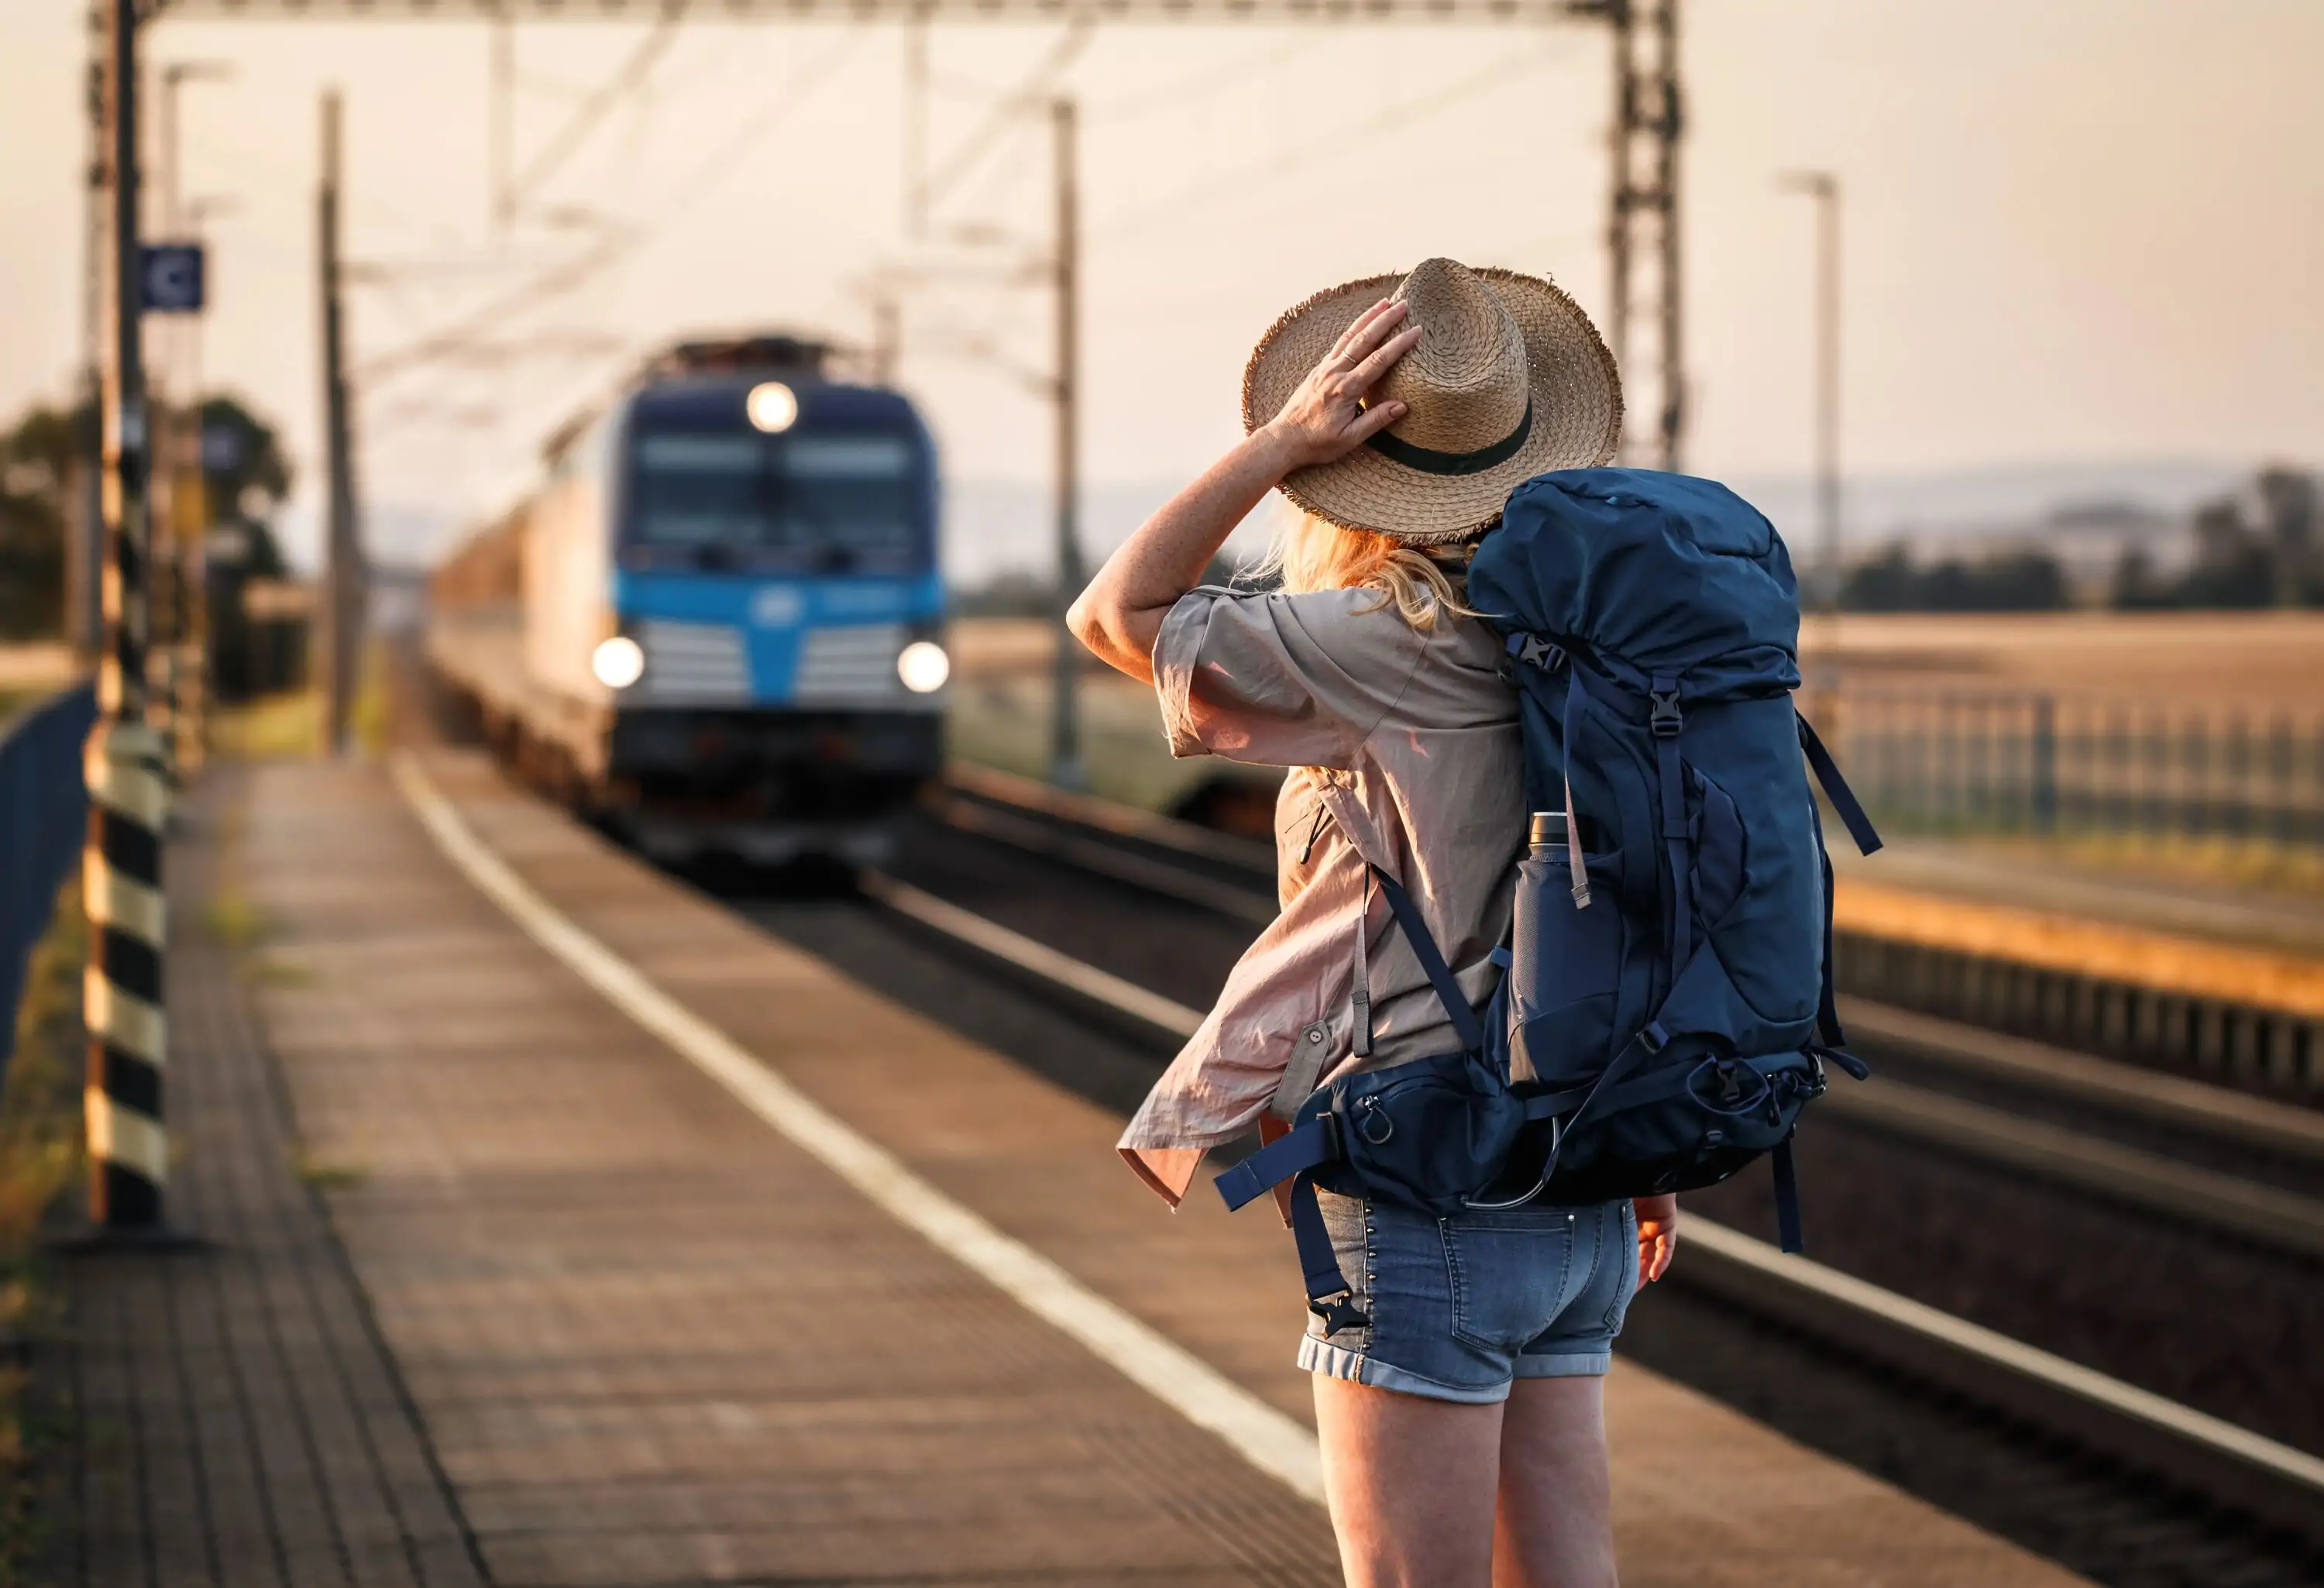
[1511,849,1624,1087]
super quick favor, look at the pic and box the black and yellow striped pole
[84,0,170,1230]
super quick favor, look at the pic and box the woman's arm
[1067,298,1422,683]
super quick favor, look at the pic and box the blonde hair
[1246,513,1480,630]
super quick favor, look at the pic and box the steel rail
[948,764,2324,1084]
[936,794,1278,925]
[895,808,2324,1256]
[944,783,2324,1252]
[947,761,1274,873]
[1817,1079,2324,1260]
[941,771,2324,1166]
[858,859,2324,1542]
[1841,997,2324,1161]
[861,871,1205,1035]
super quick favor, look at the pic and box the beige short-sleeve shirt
[1117,584,1525,1205]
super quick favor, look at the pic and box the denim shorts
[1296,1189,1640,1404]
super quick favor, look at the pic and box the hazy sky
[2,0,2319,571]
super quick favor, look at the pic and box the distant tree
[2108,469,2322,610]
[184,396,299,699]
[0,493,64,639]
[1838,544,1921,611]
[2109,545,2176,610]
[194,394,294,524]
[2174,498,2274,609]
[2255,466,2319,606]
[1841,542,2069,613]
[0,391,298,644]
[3,401,89,504]
[1959,549,2069,611]
[0,398,91,639]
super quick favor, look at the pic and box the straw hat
[1242,258,1623,545]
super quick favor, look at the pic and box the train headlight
[897,640,950,693]
[746,381,799,433]
[592,635,645,689]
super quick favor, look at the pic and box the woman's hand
[1065,299,1418,682]
[1635,1194,1678,1287]
[1257,298,1422,471]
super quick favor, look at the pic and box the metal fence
[1,682,96,1084]
[1830,687,2324,852]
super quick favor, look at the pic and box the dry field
[951,617,1077,681]
[1801,612,2324,708]
[967,612,2324,710]
[953,616,2324,874]
[947,617,1281,815]
[0,644,77,700]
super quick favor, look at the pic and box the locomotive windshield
[623,421,928,570]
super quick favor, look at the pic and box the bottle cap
[1528,810,1567,849]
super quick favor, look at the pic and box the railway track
[734,765,2324,1588]
[414,615,2324,1585]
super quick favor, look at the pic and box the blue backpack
[1215,469,1881,1335]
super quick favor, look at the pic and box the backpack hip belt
[1214,864,1559,1334]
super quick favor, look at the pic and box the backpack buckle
[1650,690,1684,737]
[1310,1293,1371,1335]
[1508,633,1567,673]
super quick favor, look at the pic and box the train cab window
[627,428,923,569]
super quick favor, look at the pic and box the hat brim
[1241,267,1623,545]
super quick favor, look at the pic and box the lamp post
[158,63,233,237]
[319,91,365,757]
[1779,170,1841,612]
[84,0,171,1232]
[1047,95,1083,791]
[157,61,233,772]
[176,195,235,772]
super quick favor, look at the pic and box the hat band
[1365,399,1533,476]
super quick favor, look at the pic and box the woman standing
[1068,259,1678,1587]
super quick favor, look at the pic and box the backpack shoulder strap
[1796,710,1883,856]
[1651,672,1692,976]
[1369,864,1487,1054]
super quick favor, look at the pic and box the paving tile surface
[40,751,2090,1586]
[238,756,1340,1586]
[33,772,487,1587]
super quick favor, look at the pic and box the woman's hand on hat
[1257,298,1422,473]
[1067,300,1413,686]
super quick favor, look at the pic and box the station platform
[46,749,2090,1585]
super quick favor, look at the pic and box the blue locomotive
[428,335,947,867]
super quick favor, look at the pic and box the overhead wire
[184,119,444,251]
[1081,33,1323,125]
[366,33,861,465]
[357,27,866,390]
[918,18,1094,221]
[364,22,1579,499]
[1088,40,1568,249]
[504,3,688,222]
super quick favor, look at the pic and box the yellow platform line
[1834,878,2324,1021]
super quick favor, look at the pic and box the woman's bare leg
[1491,1376,1618,1588]
[1314,1375,1504,1587]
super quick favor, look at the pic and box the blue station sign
[141,243,206,314]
